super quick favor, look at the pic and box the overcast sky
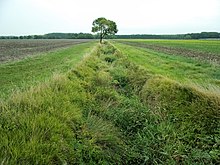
[0,0,220,35]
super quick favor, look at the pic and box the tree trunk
[100,34,103,43]
[100,27,103,44]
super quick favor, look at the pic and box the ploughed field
[0,39,219,164]
[117,39,220,64]
[0,39,91,62]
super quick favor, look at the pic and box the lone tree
[92,17,118,43]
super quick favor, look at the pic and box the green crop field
[0,40,219,164]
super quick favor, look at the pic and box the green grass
[113,41,220,87]
[1,42,219,164]
[118,39,220,55]
[0,42,96,99]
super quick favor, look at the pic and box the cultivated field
[0,39,91,62]
[118,39,220,63]
[0,40,95,98]
[115,40,220,87]
[0,40,219,164]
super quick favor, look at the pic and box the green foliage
[43,33,95,39]
[92,17,118,43]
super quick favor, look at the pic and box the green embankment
[0,42,219,164]
[0,42,95,99]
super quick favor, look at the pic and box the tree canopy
[92,17,118,43]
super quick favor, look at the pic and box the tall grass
[0,42,219,164]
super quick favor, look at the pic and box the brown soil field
[0,39,92,62]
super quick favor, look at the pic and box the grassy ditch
[0,42,219,164]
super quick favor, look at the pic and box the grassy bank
[0,42,219,164]
[0,42,95,99]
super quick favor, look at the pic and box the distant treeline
[1,32,220,39]
[117,32,220,39]
[0,33,95,39]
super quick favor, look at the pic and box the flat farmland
[0,40,95,98]
[0,39,91,62]
[117,39,220,64]
[114,40,220,88]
